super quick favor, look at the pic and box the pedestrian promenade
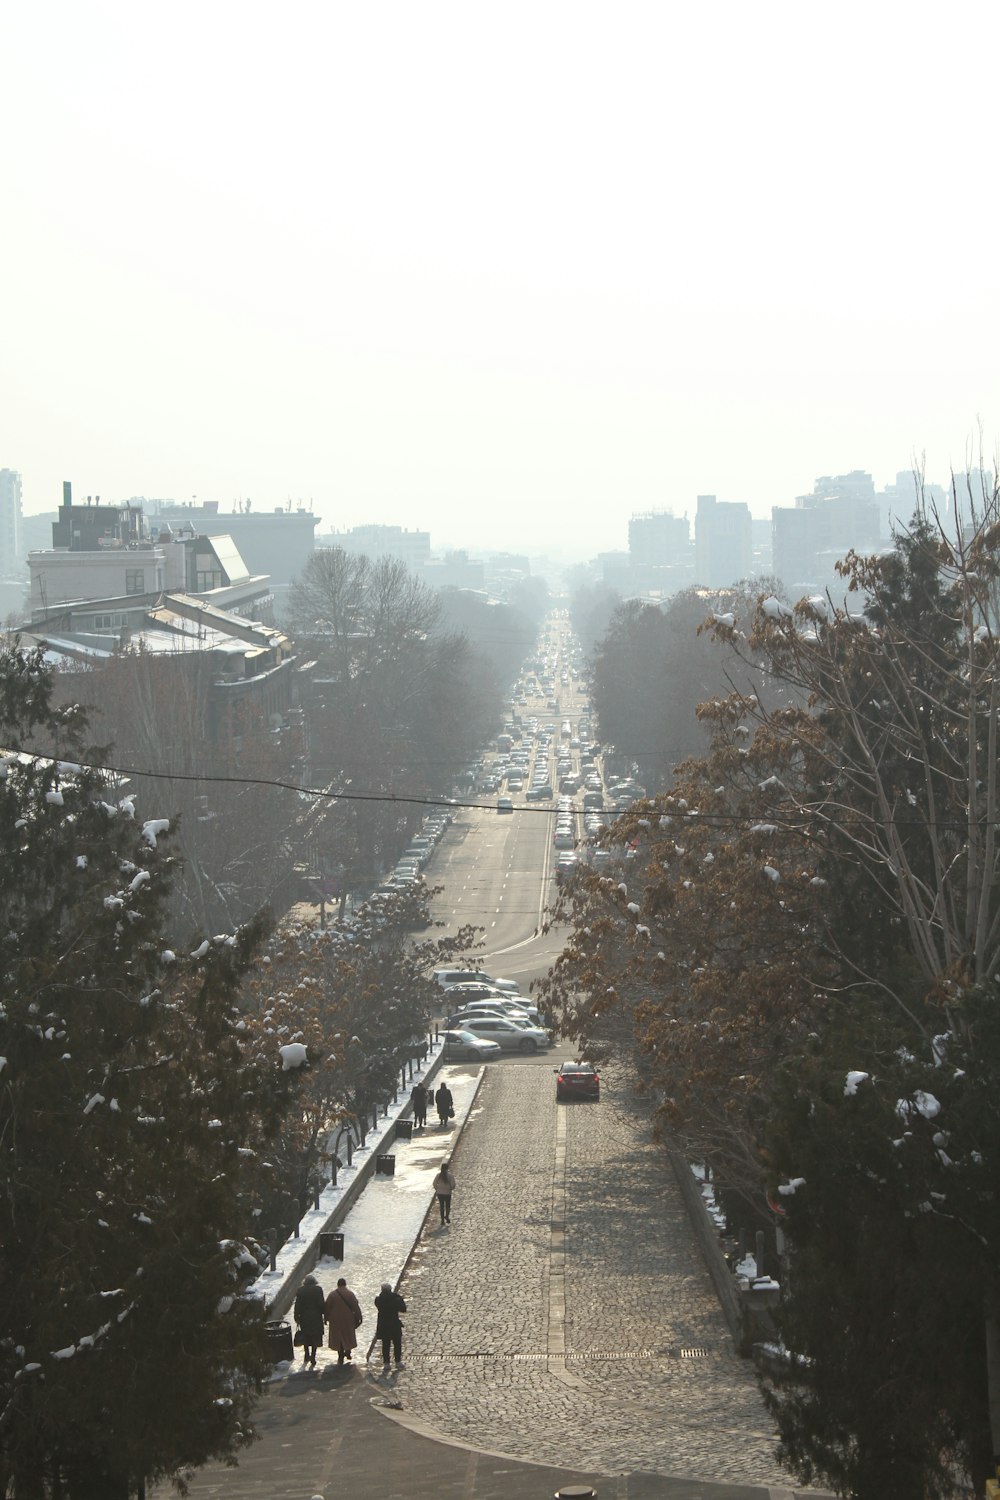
[162,1057,826,1500]
[267,1064,485,1371]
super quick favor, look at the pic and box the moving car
[554,1061,600,1101]
[497,795,514,814]
[441,1029,503,1061]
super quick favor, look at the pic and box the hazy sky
[3,1,998,558]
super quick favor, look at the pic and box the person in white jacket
[432,1160,455,1224]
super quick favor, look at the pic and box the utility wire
[15,750,991,832]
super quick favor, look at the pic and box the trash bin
[376,1153,396,1176]
[320,1230,344,1259]
[265,1320,294,1364]
[395,1119,413,1142]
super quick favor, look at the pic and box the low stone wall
[667,1147,746,1350]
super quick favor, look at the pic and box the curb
[264,1045,449,1320]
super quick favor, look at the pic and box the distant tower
[0,470,23,578]
[694,494,752,587]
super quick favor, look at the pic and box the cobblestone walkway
[394,1062,788,1487]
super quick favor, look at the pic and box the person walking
[432,1159,455,1225]
[410,1081,428,1128]
[434,1080,454,1127]
[324,1276,362,1365]
[292,1274,325,1368]
[374,1281,407,1369]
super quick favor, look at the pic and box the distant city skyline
[10,461,985,571]
[3,4,998,562]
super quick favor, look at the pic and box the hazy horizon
[3,2,999,560]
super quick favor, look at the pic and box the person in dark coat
[410,1081,428,1128]
[434,1081,454,1127]
[374,1281,407,1369]
[324,1276,362,1364]
[293,1274,325,1368]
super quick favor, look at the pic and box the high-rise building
[627,510,690,567]
[694,495,753,588]
[327,524,432,571]
[772,472,881,593]
[0,469,23,578]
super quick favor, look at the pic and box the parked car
[460,1016,551,1053]
[449,997,542,1025]
[446,1006,520,1028]
[554,1061,600,1101]
[433,968,520,993]
[444,981,517,1004]
[441,1029,503,1061]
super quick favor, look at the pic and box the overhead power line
[11,750,988,832]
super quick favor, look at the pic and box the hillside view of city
[5,3,1000,1497]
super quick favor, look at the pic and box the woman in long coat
[324,1276,362,1364]
[293,1274,325,1367]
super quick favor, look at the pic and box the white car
[433,968,520,994]
[441,1029,503,1061]
[454,997,543,1025]
[459,1016,551,1053]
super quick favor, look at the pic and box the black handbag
[293,1328,304,1346]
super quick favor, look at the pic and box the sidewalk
[265,1063,484,1373]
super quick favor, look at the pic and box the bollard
[330,1158,338,1187]
[738,1228,746,1264]
[755,1230,766,1279]
[346,1137,353,1166]
[313,1184,321,1211]
[268,1227,278,1273]
[373,1106,379,1130]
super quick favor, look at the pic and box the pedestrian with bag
[293,1273,325,1368]
[374,1281,407,1369]
[434,1080,454,1127]
[411,1081,428,1128]
[432,1159,455,1225]
[324,1276,363,1365]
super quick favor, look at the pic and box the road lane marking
[548,1106,587,1389]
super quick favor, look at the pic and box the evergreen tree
[0,645,299,1499]
[764,1002,999,1497]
